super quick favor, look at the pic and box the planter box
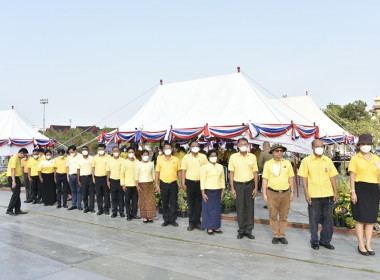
[222,208,232,214]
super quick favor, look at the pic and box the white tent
[0,109,49,156]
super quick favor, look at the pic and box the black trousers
[95,176,110,211]
[110,179,124,215]
[7,177,21,213]
[23,172,32,201]
[161,180,178,222]
[125,186,138,216]
[56,173,68,206]
[81,175,95,210]
[31,175,42,201]
[186,179,202,226]
[234,180,255,234]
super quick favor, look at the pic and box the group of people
[5,134,380,256]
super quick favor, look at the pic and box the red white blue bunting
[249,123,292,138]
[205,125,248,139]
[0,139,9,147]
[292,124,319,140]
[166,127,204,141]
[141,130,167,142]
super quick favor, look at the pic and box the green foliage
[334,178,352,220]
[0,172,8,185]
[221,190,235,209]
[177,188,188,211]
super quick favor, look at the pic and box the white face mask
[98,150,105,155]
[164,149,172,156]
[239,146,248,152]
[314,147,324,156]
[127,153,135,159]
[360,145,372,154]
[22,157,27,161]
[209,157,217,163]
[82,150,89,156]
[142,155,149,162]
[33,155,39,159]
[113,152,119,158]
[46,155,51,160]
[70,153,76,157]
[191,147,200,153]
[59,155,64,158]
[158,151,163,155]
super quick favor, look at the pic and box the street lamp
[40,99,48,134]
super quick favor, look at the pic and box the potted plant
[345,217,355,229]
[177,188,188,218]
[155,190,162,214]
[0,172,8,188]
[334,178,353,227]
[221,190,235,214]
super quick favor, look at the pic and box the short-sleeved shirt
[27,157,42,176]
[228,152,258,182]
[181,153,208,181]
[174,150,186,163]
[298,154,338,198]
[135,161,155,183]
[156,155,180,183]
[348,153,380,184]
[106,157,124,180]
[200,162,225,190]
[78,156,94,176]
[262,158,294,191]
[7,154,21,177]
[21,158,29,173]
[120,159,139,186]
[53,157,67,174]
[92,154,110,177]
[38,159,55,174]
[66,153,83,175]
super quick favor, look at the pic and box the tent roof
[118,73,300,131]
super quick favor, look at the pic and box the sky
[1,1,379,130]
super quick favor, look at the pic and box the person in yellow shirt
[66,145,83,211]
[77,146,95,213]
[228,137,259,240]
[213,143,223,163]
[38,148,46,160]
[92,143,111,215]
[6,148,29,215]
[106,146,125,218]
[262,143,294,245]
[120,147,139,220]
[222,143,237,165]
[181,140,208,231]
[120,146,128,159]
[251,144,262,161]
[27,148,43,204]
[298,139,338,250]
[200,149,225,235]
[155,142,181,227]
[38,150,56,206]
[54,149,69,208]
[348,134,380,256]
[21,155,32,203]
[174,143,186,163]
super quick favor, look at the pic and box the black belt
[268,187,289,193]
[235,180,253,185]
[81,175,92,177]
[186,179,200,183]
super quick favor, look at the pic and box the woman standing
[135,149,156,223]
[349,134,380,256]
[38,150,56,206]
[200,149,225,235]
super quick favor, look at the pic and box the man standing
[229,138,259,239]
[298,139,338,250]
[54,149,69,208]
[120,147,139,220]
[66,145,83,210]
[78,146,95,213]
[262,143,294,245]
[21,154,32,203]
[6,148,29,215]
[27,148,43,204]
[181,140,208,231]
[92,143,111,215]
[258,141,272,197]
[155,142,181,227]
[106,146,125,218]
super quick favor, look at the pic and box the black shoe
[90,210,95,213]
[213,230,223,234]
[365,246,375,256]
[32,200,37,204]
[24,200,27,203]
[148,219,154,223]
[67,198,72,201]
[127,215,132,221]
[272,238,279,244]
[263,205,268,209]
[104,211,110,215]
[6,211,15,216]
[111,213,117,218]
[120,213,125,218]
[237,233,244,239]
[319,242,334,250]
[195,224,203,230]
[63,205,68,208]
[207,230,214,235]
[78,206,83,211]
[311,244,320,250]
[187,225,194,231]
[358,246,369,256]
[68,206,77,210]
[279,238,288,245]
[37,200,42,204]
[161,221,170,227]
[26,200,33,203]
[171,221,179,227]
[131,215,140,219]
[83,208,89,213]
[97,210,103,215]
[56,205,61,209]
[245,233,255,240]
[15,211,28,215]
[143,220,148,223]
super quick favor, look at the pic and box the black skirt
[351,182,379,223]
[41,173,57,205]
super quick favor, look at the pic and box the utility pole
[40,99,48,135]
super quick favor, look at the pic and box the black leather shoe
[279,238,288,245]
[26,200,33,203]
[90,210,95,213]
[24,200,27,203]
[237,233,244,239]
[213,230,223,234]
[195,224,203,230]
[246,233,255,240]
[161,221,170,227]
[187,225,194,231]
[365,246,375,256]
[37,200,42,204]
[32,200,37,204]
[143,220,148,223]
[83,208,89,213]
[78,207,83,211]
[272,238,279,244]
[56,205,61,209]
[131,215,140,219]
[63,205,68,208]
[127,215,132,221]
[171,221,179,227]
[207,230,214,235]
[15,211,28,215]
[263,205,268,209]
[120,213,125,218]
[319,242,334,250]
[104,211,110,215]
[6,211,15,215]
[68,206,77,210]
[311,244,319,250]
[111,213,117,218]
[97,210,103,215]
[148,219,154,223]
[358,246,369,256]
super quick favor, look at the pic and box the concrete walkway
[0,190,379,280]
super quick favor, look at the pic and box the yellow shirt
[38,159,55,174]
[53,157,67,174]
[78,156,94,176]
[7,154,22,177]
[106,157,124,180]
[92,154,110,177]
[262,158,294,191]
[120,152,128,159]
[120,158,139,186]
[228,152,258,182]
[181,153,208,181]
[21,158,29,173]
[200,162,225,190]
[156,155,180,183]
[298,154,338,198]
[223,149,237,163]
[66,153,83,175]
[27,157,42,176]
[135,161,155,183]
[348,153,380,184]
[174,150,186,163]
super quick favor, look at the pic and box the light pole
[40,99,48,134]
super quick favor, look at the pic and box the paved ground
[0,190,379,280]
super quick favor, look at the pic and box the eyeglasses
[273,149,284,153]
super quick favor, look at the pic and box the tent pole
[343,143,346,175]
[293,152,299,198]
